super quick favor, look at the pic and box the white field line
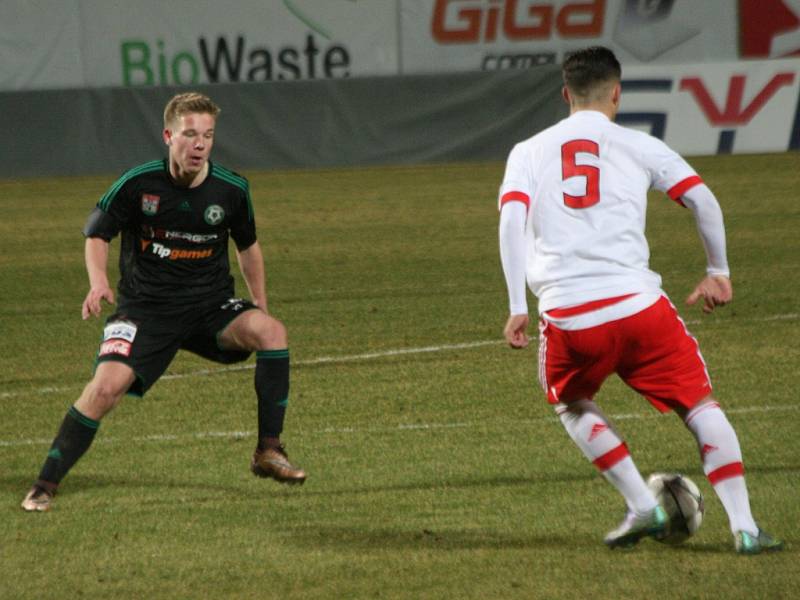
[160,339,504,380]
[0,340,503,401]
[684,312,799,326]
[1,311,797,402]
[0,403,797,449]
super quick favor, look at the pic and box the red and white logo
[431,0,605,44]
[680,73,796,126]
[701,443,718,457]
[740,0,800,58]
[141,193,160,216]
[588,422,609,442]
[99,340,132,357]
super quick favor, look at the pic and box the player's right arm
[81,187,128,319]
[82,237,115,320]
[498,143,532,348]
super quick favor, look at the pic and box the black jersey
[83,159,257,305]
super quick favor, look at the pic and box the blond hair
[163,92,221,128]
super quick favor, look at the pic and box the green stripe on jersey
[98,160,164,211]
[211,164,254,221]
[211,163,247,189]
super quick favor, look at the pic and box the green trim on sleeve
[98,160,164,211]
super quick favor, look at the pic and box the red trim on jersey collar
[500,190,530,209]
[667,175,703,206]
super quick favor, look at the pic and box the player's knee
[83,373,127,412]
[261,316,287,349]
[556,398,593,416]
[247,315,287,350]
[680,394,717,423]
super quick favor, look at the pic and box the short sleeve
[85,176,138,239]
[645,137,703,204]
[498,143,532,211]
[229,183,257,251]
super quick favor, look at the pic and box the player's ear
[611,82,621,107]
[163,129,172,146]
[562,86,571,105]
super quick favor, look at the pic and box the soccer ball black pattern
[646,472,705,545]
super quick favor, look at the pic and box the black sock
[255,349,289,447]
[37,406,100,487]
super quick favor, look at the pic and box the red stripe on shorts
[500,191,530,209]
[707,462,744,485]
[592,443,630,471]
[546,294,636,318]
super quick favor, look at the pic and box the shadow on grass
[283,525,758,554]
[296,462,800,498]
[299,472,596,498]
[286,523,586,551]
[2,472,579,505]
[0,472,246,499]
[3,462,797,506]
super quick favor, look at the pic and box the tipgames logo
[204,205,225,226]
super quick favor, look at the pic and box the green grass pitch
[0,153,798,598]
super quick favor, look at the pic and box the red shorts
[538,296,712,412]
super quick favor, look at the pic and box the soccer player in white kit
[498,46,782,554]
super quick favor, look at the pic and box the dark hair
[562,46,621,98]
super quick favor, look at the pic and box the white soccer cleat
[604,505,668,548]
[21,484,55,512]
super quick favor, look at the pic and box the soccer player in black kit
[22,92,306,511]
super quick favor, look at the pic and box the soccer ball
[646,472,705,545]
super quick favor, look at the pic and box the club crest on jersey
[141,194,160,216]
[204,204,225,225]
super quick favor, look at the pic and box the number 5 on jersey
[561,140,600,209]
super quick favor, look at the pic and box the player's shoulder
[110,159,166,186]
[512,115,598,157]
[518,117,568,149]
[505,122,559,164]
[608,119,668,149]
[209,162,250,192]
[120,159,165,179]
[99,159,165,210]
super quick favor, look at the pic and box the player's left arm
[678,183,732,313]
[236,241,268,312]
[647,138,732,313]
[227,180,266,309]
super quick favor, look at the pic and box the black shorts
[94,296,259,396]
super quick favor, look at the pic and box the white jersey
[499,110,702,313]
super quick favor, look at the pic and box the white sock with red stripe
[557,400,658,515]
[684,401,758,535]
